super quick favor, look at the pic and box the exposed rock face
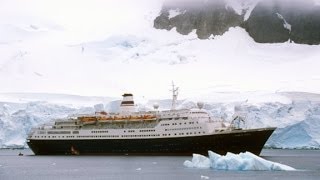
[243,0,320,44]
[154,0,320,44]
[242,2,291,43]
[154,0,243,39]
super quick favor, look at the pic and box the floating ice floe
[200,175,210,179]
[184,151,295,171]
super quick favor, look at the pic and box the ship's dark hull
[27,128,275,156]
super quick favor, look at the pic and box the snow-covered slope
[1,0,320,98]
[0,93,114,107]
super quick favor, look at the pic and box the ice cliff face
[0,102,96,148]
[154,0,320,44]
[2,92,319,149]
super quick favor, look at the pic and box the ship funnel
[120,93,135,113]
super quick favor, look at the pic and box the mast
[170,82,179,110]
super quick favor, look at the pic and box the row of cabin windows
[40,131,79,135]
[33,130,206,139]
[34,136,74,138]
[139,129,155,132]
[161,121,198,126]
[160,117,188,121]
[77,135,119,138]
[163,131,205,136]
[34,135,119,138]
[34,131,206,139]
[92,130,108,133]
[121,134,160,137]
[165,127,201,131]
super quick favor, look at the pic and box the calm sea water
[0,149,319,180]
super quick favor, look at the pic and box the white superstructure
[27,84,238,142]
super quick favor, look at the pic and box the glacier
[184,151,296,171]
[1,91,320,149]
[0,93,109,148]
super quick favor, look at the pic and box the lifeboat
[95,111,107,115]
[107,116,114,120]
[79,116,97,124]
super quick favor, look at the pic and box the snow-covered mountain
[1,92,320,149]
[1,0,320,97]
[0,0,319,149]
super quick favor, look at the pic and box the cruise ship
[27,84,276,155]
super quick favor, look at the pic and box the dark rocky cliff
[154,0,320,45]
[154,0,243,39]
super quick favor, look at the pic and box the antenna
[170,81,179,110]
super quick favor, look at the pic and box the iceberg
[184,151,295,171]
[183,154,211,169]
